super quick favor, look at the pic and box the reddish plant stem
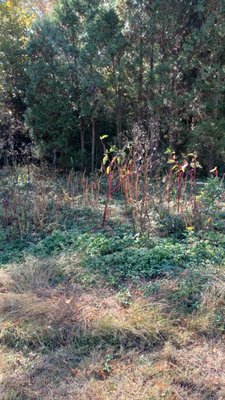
[177,169,182,213]
[193,159,197,210]
[102,168,132,227]
[111,172,131,194]
[167,169,172,212]
[102,172,112,227]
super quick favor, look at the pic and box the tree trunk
[137,0,144,124]
[137,35,143,124]
[80,116,85,150]
[91,117,95,173]
[116,88,122,146]
[80,117,85,169]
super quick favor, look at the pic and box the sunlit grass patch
[188,277,225,336]
[95,300,175,347]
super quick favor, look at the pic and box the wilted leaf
[187,153,195,158]
[65,298,73,304]
[196,161,202,168]
[103,155,108,165]
[210,166,217,173]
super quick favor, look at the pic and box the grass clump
[95,301,175,347]
[9,257,66,293]
[188,277,225,336]
[0,321,64,351]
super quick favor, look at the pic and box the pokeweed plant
[164,151,203,229]
[100,136,133,227]
[163,150,224,233]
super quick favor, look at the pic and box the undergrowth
[0,167,224,400]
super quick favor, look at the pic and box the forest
[1,0,225,173]
[0,1,225,400]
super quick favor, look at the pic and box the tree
[0,0,33,163]
[21,0,225,172]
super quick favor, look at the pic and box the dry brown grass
[0,256,225,400]
[169,340,225,400]
[9,257,64,294]
[0,345,176,400]
[3,339,225,400]
[0,260,175,399]
[0,269,14,293]
[0,272,174,348]
[187,278,225,337]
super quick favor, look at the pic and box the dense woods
[0,0,225,173]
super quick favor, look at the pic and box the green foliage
[1,1,225,170]
[170,267,210,312]
[192,178,225,232]
[83,231,225,285]
[200,178,224,208]
[85,244,180,284]
[158,211,186,238]
[0,0,33,164]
